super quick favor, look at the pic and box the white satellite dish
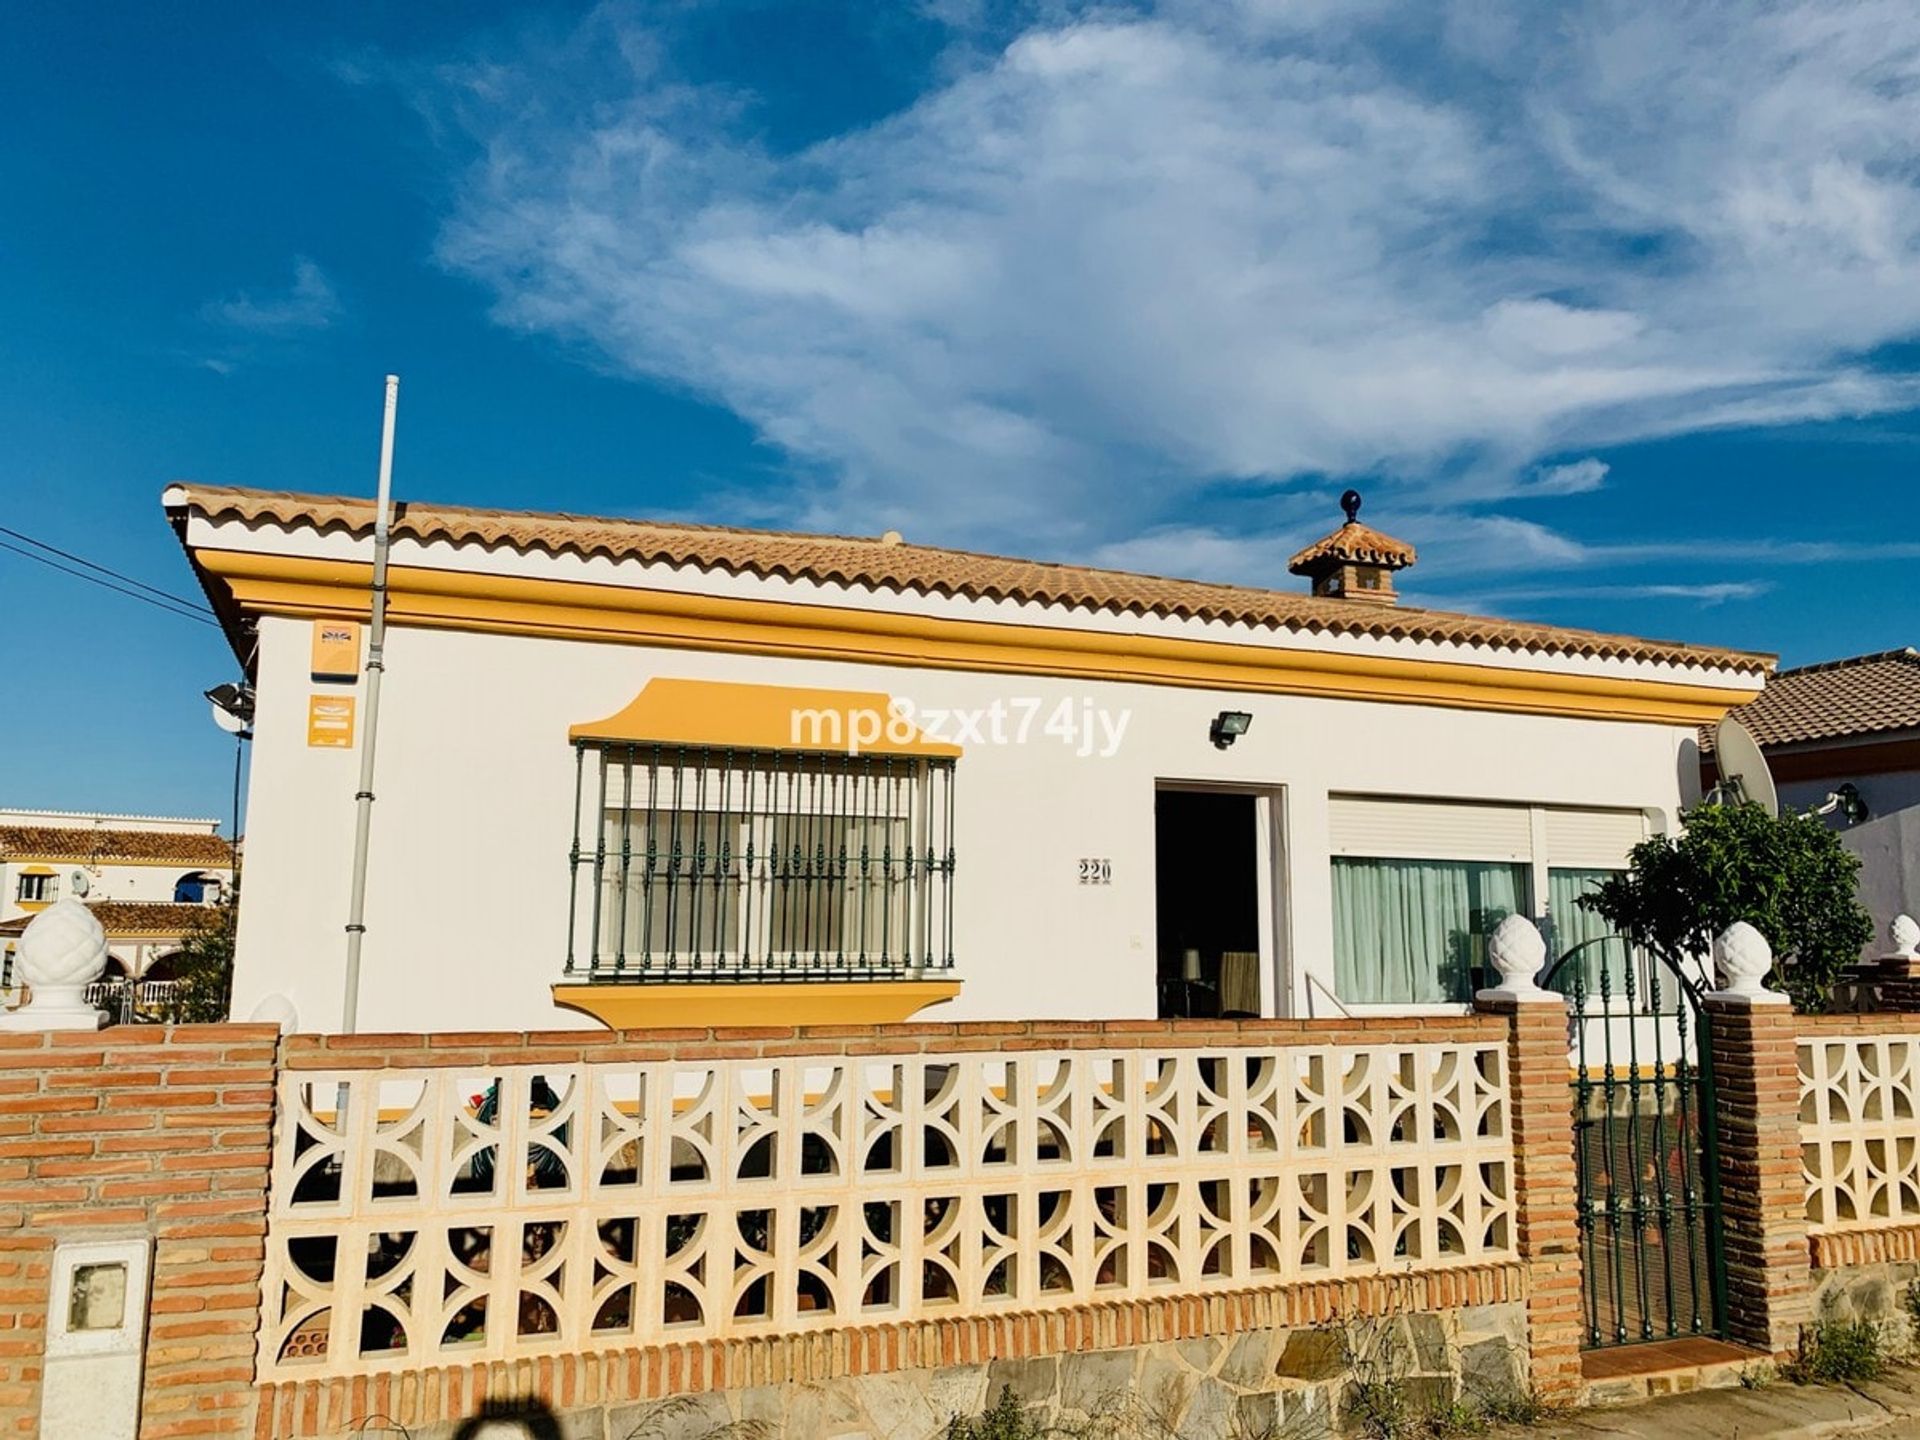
[1714,716,1779,818]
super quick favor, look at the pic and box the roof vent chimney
[1287,490,1417,605]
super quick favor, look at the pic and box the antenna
[1713,716,1779,818]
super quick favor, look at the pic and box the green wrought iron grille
[565,741,956,981]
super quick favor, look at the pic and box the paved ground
[1490,1365,1920,1438]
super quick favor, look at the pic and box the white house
[0,809,233,992]
[166,484,1771,1034]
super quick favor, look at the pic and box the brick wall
[0,1024,279,1440]
[1705,999,1812,1356]
[277,1013,1508,1070]
[254,1266,1527,1438]
[1473,996,1584,1401]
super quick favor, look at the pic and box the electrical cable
[0,522,213,612]
[0,535,219,628]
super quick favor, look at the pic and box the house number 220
[1078,858,1112,885]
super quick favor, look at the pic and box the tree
[163,887,237,1023]
[1577,801,1873,1011]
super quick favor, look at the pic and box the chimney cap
[1287,490,1418,577]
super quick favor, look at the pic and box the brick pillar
[1869,962,1920,1013]
[1703,995,1812,1355]
[0,1024,279,1440]
[1476,993,1583,1400]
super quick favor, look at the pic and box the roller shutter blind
[1543,808,1648,869]
[1327,797,1531,861]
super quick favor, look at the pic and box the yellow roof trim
[570,678,962,757]
[193,549,1759,727]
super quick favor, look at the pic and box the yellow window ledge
[551,978,962,1030]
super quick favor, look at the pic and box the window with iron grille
[565,742,956,981]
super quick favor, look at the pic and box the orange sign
[311,620,361,682]
[306,695,357,748]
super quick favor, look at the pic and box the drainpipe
[341,375,399,1034]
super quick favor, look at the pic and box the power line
[0,523,212,613]
[0,536,219,629]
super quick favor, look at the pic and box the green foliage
[1781,1319,1889,1385]
[162,887,238,1023]
[1738,1362,1776,1389]
[946,1388,1043,1440]
[1576,801,1872,1010]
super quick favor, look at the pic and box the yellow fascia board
[551,979,962,1029]
[198,549,1755,725]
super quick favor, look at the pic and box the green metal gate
[1546,937,1728,1350]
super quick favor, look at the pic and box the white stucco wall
[228,614,1706,1033]
[1,859,227,922]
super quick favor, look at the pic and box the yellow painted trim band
[551,979,962,1029]
[197,550,1755,725]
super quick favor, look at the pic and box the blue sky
[2,0,1918,824]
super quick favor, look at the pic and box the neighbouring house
[166,484,1770,1033]
[1701,646,1920,923]
[0,809,233,995]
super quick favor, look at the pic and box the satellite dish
[70,871,90,898]
[209,699,248,736]
[1714,716,1779,818]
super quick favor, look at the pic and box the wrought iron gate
[1545,937,1728,1349]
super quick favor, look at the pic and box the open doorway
[1154,789,1264,1018]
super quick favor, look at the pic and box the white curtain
[1547,867,1642,1006]
[1332,858,1528,1004]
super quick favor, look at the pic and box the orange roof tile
[168,484,1772,675]
[1287,521,1418,573]
[0,826,233,865]
[0,901,220,938]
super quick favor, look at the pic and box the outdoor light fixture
[204,682,255,737]
[1210,710,1253,749]
[1821,782,1870,827]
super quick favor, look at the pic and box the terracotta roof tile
[1288,521,1418,573]
[0,826,233,865]
[169,484,1772,676]
[1711,648,1920,750]
[0,901,220,938]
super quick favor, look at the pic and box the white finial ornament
[1712,921,1789,1005]
[1477,914,1556,1002]
[0,898,109,1031]
[1888,914,1919,961]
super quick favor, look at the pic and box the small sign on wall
[307,695,357,748]
[311,620,362,683]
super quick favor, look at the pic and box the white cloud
[1523,458,1610,496]
[1460,581,1775,607]
[203,258,341,335]
[432,0,1920,558]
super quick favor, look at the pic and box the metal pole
[341,375,399,1033]
[230,730,244,886]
